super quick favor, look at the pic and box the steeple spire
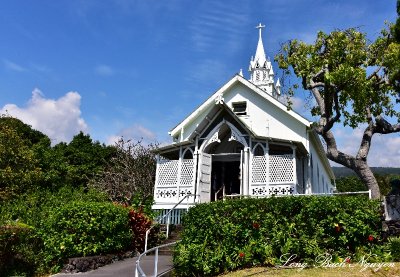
[248,23,280,98]
[254,23,266,65]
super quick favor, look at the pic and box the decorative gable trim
[169,74,312,138]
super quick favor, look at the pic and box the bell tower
[248,23,280,98]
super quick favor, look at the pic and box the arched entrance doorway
[199,121,247,202]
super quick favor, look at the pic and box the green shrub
[37,201,132,270]
[335,174,400,195]
[388,236,400,261]
[0,187,164,275]
[0,222,42,277]
[0,187,109,226]
[173,196,381,276]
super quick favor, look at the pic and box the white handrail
[135,241,178,277]
[144,194,199,253]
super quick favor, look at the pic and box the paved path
[52,255,173,277]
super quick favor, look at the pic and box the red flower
[252,222,260,229]
[239,252,245,258]
[345,257,351,263]
[368,235,374,242]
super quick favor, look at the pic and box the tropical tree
[276,25,400,199]
[394,0,400,42]
[90,138,157,206]
[0,116,42,199]
[55,132,116,187]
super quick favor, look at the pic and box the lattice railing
[250,153,296,196]
[155,158,195,202]
[269,154,294,184]
[156,159,179,187]
[180,159,194,186]
[251,156,267,184]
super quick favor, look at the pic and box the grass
[221,263,400,277]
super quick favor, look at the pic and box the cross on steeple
[256,23,265,40]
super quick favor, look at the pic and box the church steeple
[248,23,280,98]
[254,23,267,67]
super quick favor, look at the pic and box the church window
[233,102,247,116]
[253,144,265,156]
[256,70,260,81]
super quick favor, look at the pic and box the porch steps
[158,224,183,256]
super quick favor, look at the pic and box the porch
[152,144,306,209]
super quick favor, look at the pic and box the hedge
[0,198,133,276]
[173,196,382,276]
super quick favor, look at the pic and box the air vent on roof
[232,102,247,116]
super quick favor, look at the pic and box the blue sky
[0,0,399,166]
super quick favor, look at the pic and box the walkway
[52,255,173,277]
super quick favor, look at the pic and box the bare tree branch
[374,116,400,134]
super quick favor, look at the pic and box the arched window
[253,143,265,156]
[182,148,193,159]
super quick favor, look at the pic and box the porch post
[177,146,183,200]
[154,154,161,201]
[292,145,297,194]
[193,137,199,203]
[265,141,269,195]
[243,146,250,196]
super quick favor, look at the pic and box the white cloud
[3,59,26,72]
[95,65,114,76]
[0,89,88,144]
[106,124,156,145]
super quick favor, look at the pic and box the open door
[199,153,212,203]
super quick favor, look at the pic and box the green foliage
[0,116,159,276]
[0,222,41,277]
[276,27,400,128]
[0,121,43,200]
[396,0,400,43]
[332,167,400,178]
[388,236,400,261]
[37,201,132,270]
[173,197,382,276]
[0,188,133,275]
[0,187,107,225]
[56,132,117,188]
[0,116,50,146]
[0,116,116,196]
[335,174,400,195]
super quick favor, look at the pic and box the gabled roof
[170,74,312,138]
[186,101,257,141]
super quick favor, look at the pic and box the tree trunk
[322,130,381,199]
[351,160,381,199]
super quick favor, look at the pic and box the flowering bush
[173,196,382,276]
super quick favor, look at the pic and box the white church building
[152,24,335,211]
